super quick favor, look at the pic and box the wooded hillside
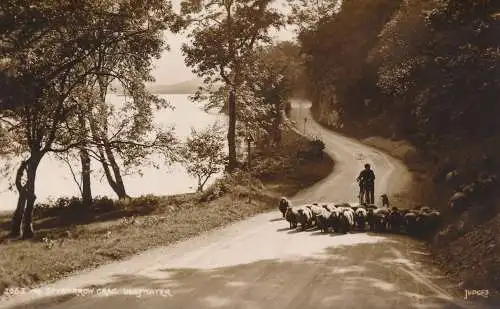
[302,0,500,150]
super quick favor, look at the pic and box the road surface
[0,101,489,309]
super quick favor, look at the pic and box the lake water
[0,94,228,212]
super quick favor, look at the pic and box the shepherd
[357,163,376,204]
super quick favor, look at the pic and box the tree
[0,0,176,238]
[238,44,294,145]
[179,0,284,172]
[287,0,341,32]
[181,123,226,192]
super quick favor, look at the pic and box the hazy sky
[150,0,297,85]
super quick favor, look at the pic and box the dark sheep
[416,210,441,236]
[285,206,298,229]
[316,208,331,233]
[404,211,418,236]
[297,207,314,231]
[338,208,355,234]
[387,207,404,233]
[373,208,389,232]
[354,207,367,231]
[327,208,342,233]
[278,197,291,217]
[366,206,385,231]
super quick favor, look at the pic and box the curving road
[0,101,489,309]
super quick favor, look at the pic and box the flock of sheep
[278,194,442,237]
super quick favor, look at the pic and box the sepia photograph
[0,0,499,308]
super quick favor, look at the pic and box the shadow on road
[5,239,497,309]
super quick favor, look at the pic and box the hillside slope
[298,0,500,300]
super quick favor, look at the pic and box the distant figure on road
[357,163,376,204]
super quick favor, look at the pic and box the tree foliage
[297,0,500,151]
[181,123,227,192]
[179,0,284,171]
[0,0,177,238]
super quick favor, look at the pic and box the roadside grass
[0,126,334,297]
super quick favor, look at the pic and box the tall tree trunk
[80,148,92,206]
[96,144,120,195]
[103,138,128,199]
[10,160,28,237]
[78,113,92,206]
[21,154,42,239]
[227,89,237,172]
[89,112,128,199]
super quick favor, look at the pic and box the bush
[199,169,264,202]
[309,138,325,151]
[34,197,84,218]
[92,196,117,213]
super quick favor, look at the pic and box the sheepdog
[278,197,291,217]
[381,194,390,207]
[285,206,298,229]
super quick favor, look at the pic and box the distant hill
[147,78,203,94]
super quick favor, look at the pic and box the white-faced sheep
[285,206,298,229]
[306,204,325,226]
[297,207,314,231]
[278,197,291,218]
[322,203,337,212]
[338,208,355,234]
[354,207,367,231]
